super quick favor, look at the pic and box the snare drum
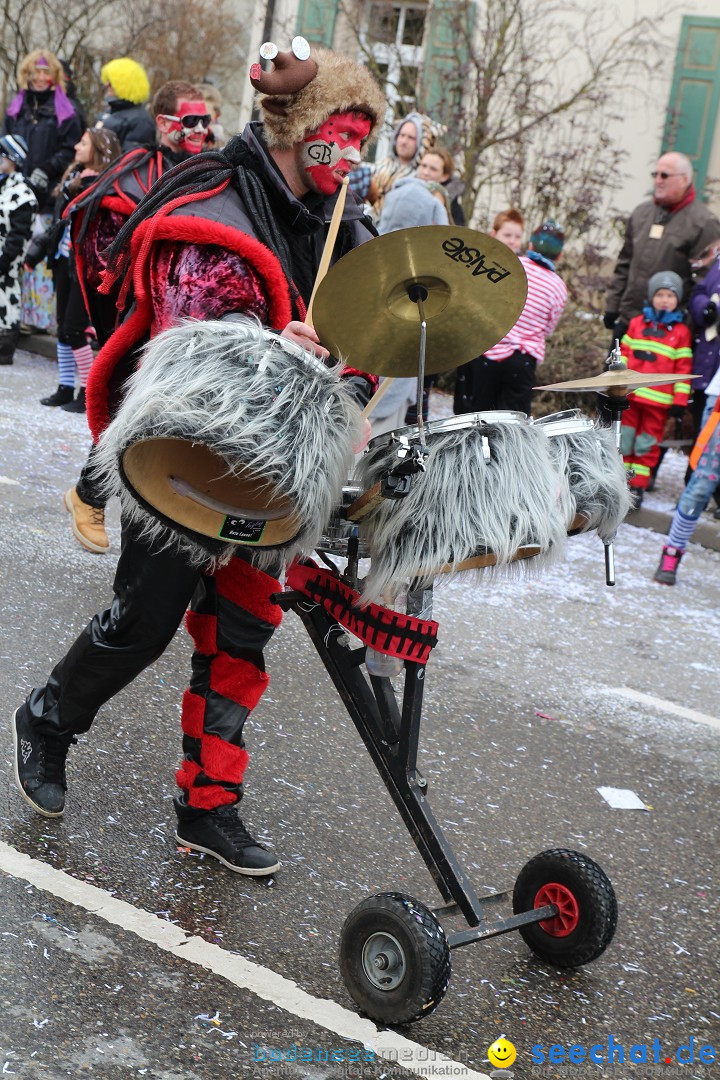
[94,319,360,566]
[355,411,568,601]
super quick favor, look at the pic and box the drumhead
[534,409,594,437]
[368,410,529,451]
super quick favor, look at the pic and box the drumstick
[361,377,396,420]
[305,176,349,329]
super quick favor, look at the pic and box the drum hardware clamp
[380,435,430,499]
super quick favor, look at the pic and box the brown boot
[63,487,109,553]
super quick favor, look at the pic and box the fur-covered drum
[354,411,630,601]
[94,318,361,567]
[534,410,631,539]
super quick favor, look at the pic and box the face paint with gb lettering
[299,110,371,195]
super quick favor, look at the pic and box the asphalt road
[1,348,718,1079]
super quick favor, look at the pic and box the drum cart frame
[275,554,618,1025]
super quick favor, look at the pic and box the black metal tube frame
[277,582,557,945]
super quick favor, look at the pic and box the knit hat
[530,219,565,260]
[101,57,150,105]
[0,132,28,165]
[251,44,386,149]
[647,270,683,303]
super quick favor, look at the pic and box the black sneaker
[174,802,280,876]
[40,385,74,407]
[12,705,75,817]
[61,388,86,413]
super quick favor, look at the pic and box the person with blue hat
[0,133,38,364]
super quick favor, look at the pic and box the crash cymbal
[311,226,527,376]
[535,369,700,395]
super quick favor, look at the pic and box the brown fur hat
[258,47,386,150]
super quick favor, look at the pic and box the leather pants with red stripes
[25,522,282,811]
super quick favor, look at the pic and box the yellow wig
[101,57,150,105]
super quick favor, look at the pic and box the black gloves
[702,300,718,326]
[668,404,685,420]
[603,311,619,330]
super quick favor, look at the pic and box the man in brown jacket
[604,152,720,341]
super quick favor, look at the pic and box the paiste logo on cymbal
[441,236,511,284]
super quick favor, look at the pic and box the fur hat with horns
[250,43,386,150]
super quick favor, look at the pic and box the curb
[20,332,58,361]
[627,505,720,554]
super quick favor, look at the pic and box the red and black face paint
[163,99,211,155]
[299,110,371,195]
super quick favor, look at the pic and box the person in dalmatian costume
[0,133,38,364]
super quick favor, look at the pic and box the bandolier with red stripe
[619,314,693,489]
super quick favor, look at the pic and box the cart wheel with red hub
[512,848,617,967]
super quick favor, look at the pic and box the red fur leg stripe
[185,784,237,810]
[175,756,240,811]
[201,734,249,784]
[181,690,205,738]
[176,758,202,790]
[213,560,283,626]
[185,611,217,655]
[210,654,269,710]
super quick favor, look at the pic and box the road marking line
[0,839,489,1080]
[602,687,720,731]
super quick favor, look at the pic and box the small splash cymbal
[312,226,527,376]
[535,369,700,395]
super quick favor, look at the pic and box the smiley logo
[488,1038,516,1068]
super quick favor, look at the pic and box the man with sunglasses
[61,80,210,554]
[604,151,720,343]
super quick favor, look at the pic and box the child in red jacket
[620,270,693,504]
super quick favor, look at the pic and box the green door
[295,0,338,47]
[663,16,720,197]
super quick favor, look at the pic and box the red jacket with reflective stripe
[620,315,693,407]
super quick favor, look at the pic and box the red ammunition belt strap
[286,561,439,665]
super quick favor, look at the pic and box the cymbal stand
[408,283,429,449]
[598,386,631,587]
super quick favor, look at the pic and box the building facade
[237,1,720,222]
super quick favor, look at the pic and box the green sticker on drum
[219,516,267,543]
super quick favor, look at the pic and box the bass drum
[94,318,360,567]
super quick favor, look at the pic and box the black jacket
[95,99,155,152]
[24,168,95,271]
[3,88,83,211]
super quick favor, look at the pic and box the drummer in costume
[62,80,211,554]
[11,44,384,876]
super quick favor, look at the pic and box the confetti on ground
[596,786,648,810]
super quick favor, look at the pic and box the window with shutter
[663,16,720,198]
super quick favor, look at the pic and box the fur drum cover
[94,318,361,568]
[540,418,632,540]
[355,414,630,601]
[356,419,567,601]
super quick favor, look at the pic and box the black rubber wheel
[513,848,617,968]
[338,892,451,1024]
